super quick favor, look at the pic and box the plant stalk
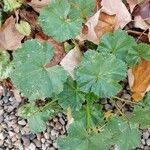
[86,98,91,131]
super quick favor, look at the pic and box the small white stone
[143,131,149,139]
[29,143,36,150]
[0,132,5,140]
[18,120,26,126]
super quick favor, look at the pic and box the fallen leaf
[77,10,116,44]
[127,0,139,13]
[133,0,150,41]
[128,59,150,101]
[27,0,50,12]
[60,46,83,78]
[101,0,131,29]
[77,0,131,44]
[35,32,65,67]
[94,12,116,41]
[0,16,24,51]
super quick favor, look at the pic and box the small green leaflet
[10,40,68,101]
[15,20,31,36]
[130,105,150,129]
[107,117,141,150]
[3,0,22,12]
[58,78,85,111]
[58,121,112,150]
[75,50,127,97]
[72,104,104,128]
[39,0,83,42]
[0,51,12,80]
[97,29,136,65]
[19,100,61,133]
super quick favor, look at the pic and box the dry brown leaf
[0,16,24,51]
[27,0,50,12]
[66,108,74,129]
[77,10,116,44]
[101,0,131,29]
[133,0,150,41]
[60,46,83,78]
[77,0,131,44]
[128,59,150,101]
[35,32,65,67]
[94,12,116,40]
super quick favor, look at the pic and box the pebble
[143,131,149,139]
[18,119,26,126]
[29,142,36,150]
[146,139,150,146]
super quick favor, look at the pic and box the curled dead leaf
[77,10,116,44]
[0,16,24,51]
[77,0,131,44]
[101,0,131,29]
[60,46,83,78]
[128,59,150,101]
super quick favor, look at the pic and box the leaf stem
[112,96,138,105]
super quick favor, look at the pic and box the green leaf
[0,51,12,80]
[3,0,22,12]
[39,0,83,42]
[143,92,150,105]
[107,117,141,150]
[75,50,127,97]
[58,121,112,150]
[72,104,104,128]
[19,100,60,133]
[130,105,150,129]
[10,40,68,101]
[15,20,31,36]
[58,78,85,111]
[70,0,95,18]
[97,29,136,64]
[126,43,150,66]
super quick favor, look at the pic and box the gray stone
[105,104,112,110]
[41,138,46,144]
[29,143,36,150]
[22,136,30,146]
[0,110,4,116]
[0,132,5,140]
[144,146,150,150]
[59,118,65,125]
[44,132,50,139]
[51,130,57,136]
[49,147,55,150]
[33,139,42,148]
[146,138,150,146]
[141,139,146,145]
[143,131,149,139]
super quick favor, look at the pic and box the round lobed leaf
[10,40,68,101]
[75,50,127,97]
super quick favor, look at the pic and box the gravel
[0,83,150,150]
[0,85,67,150]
